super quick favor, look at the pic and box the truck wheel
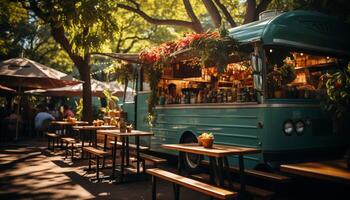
[180,132,202,173]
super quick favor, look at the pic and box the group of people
[34,104,75,130]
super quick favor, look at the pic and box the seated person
[5,109,23,132]
[35,105,55,131]
[63,104,75,119]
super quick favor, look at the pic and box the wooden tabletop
[280,159,350,184]
[51,121,88,125]
[97,129,154,137]
[72,125,117,130]
[162,143,261,158]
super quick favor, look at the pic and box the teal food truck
[123,11,350,170]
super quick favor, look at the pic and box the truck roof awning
[229,11,350,56]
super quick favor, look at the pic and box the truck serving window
[266,48,340,99]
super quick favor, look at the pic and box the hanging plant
[190,29,239,73]
[324,64,350,119]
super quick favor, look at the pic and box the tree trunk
[244,0,257,24]
[202,0,222,28]
[78,60,93,123]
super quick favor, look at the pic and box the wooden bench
[229,166,290,183]
[82,146,109,181]
[109,141,149,151]
[192,173,274,200]
[147,168,238,200]
[130,152,167,172]
[202,160,290,183]
[109,140,166,172]
[61,137,77,160]
[46,132,59,151]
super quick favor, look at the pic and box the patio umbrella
[0,84,16,94]
[0,58,80,90]
[0,57,81,140]
[26,79,110,98]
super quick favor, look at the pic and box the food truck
[123,11,350,170]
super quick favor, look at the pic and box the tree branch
[213,0,237,27]
[244,0,256,24]
[183,0,203,32]
[117,2,203,33]
[202,0,222,28]
[256,0,272,18]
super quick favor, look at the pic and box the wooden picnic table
[162,143,261,199]
[72,125,118,158]
[51,120,88,136]
[280,159,350,184]
[97,129,154,183]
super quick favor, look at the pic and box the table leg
[94,130,97,147]
[121,137,125,182]
[126,137,130,166]
[223,157,233,188]
[81,130,85,159]
[89,130,92,146]
[111,136,117,180]
[217,157,225,186]
[136,136,140,174]
[102,134,107,168]
[238,155,247,200]
[209,157,219,185]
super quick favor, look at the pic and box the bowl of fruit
[198,132,214,148]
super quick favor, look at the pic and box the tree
[117,0,272,33]
[18,0,119,122]
[1,1,73,72]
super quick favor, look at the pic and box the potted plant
[267,62,296,98]
[323,64,350,169]
[267,66,283,98]
[198,132,214,148]
[119,118,127,133]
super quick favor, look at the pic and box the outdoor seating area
[1,1,350,200]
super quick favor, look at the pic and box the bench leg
[142,159,146,173]
[96,157,100,180]
[52,138,56,151]
[88,153,92,170]
[65,142,68,159]
[173,184,180,200]
[47,137,50,149]
[152,176,156,200]
[71,143,74,160]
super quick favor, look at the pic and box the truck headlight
[283,120,294,135]
[295,120,305,135]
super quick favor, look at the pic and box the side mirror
[251,54,262,73]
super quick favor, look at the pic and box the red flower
[335,80,343,88]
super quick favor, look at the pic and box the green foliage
[100,89,119,114]
[39,0,119,56]
[324,64,350,119]
[104,62,136,83]
[267,61,296,90]
[190,28,240,73]
[75,98,83,120]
